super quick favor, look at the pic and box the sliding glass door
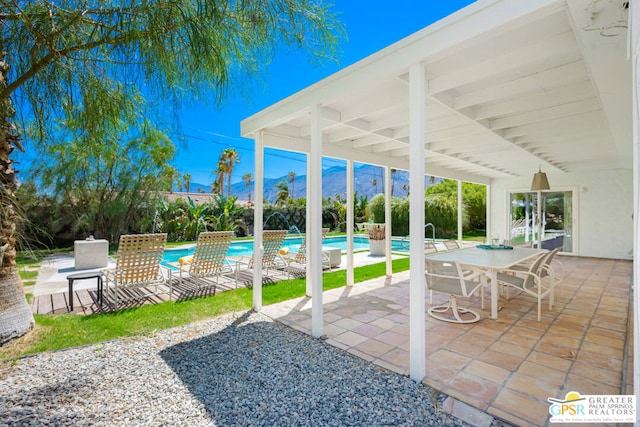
[509,190,573,253]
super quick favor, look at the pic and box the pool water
[162,235,382,268]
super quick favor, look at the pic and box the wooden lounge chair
[102,233,171,309]
[170,231,234,288]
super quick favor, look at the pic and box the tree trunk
[0,266,34,344]
[0,57,34,346]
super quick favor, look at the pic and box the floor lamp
[531,167,550,249]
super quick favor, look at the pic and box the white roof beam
[339,94,406,123]
[327,128,369,143]
[454,60,589,109]
[352,134,389,148]
[428,85,572,172]
[269,123,304,139]
[474,79,595,120]
[425,124,486,142]
[321,107,341,123]
[428,31,578,94]
[489,98,602,130]
[502,111,607,139]
[370,112,409,132]
[372,140,407,153]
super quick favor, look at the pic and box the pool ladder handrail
[401,223,435,249]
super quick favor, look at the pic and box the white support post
[457,180,463,243]
[630,0,640,412]
[347,159,355,286]
[524,195,531,243]
[306,156,312,296]
[409,62,426,382]
[536,190,543,249]
[252,131,264,310]
[385,165,392,276]
[310,104,324,338]
[485,184,491,242]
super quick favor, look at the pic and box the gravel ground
[0,311,502,426]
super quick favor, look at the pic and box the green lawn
[1,256,410,361]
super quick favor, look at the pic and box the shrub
[367,193,385,223]
[391,197,409,236]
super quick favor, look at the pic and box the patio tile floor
[261,256,633,427]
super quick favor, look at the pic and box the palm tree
[183,174,192,193]
[166,166,177,193]
[391,168,397,196]
[221,148,239,198]
[212,165,224,194]
[0,0,341,344]
[243,173,253,204]
[275,180,289,206]
[288,171,296,199]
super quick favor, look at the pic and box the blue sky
[166,1,476,187]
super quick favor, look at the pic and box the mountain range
[182,164,440,202]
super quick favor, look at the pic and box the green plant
[274,180,290,206]
[159,199,190,242]
[184,197,210,240]
[367,193,386,223]
[391,197,410,236]
[353,192,369,223]
[208,194,245,233]
[424,193,457,237]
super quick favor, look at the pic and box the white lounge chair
[232,230,289,282]
[102,233,171,309]
[283,228,332,276]
[170,231,234,288]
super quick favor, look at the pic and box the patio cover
[241,0,639,401]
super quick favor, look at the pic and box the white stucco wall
[489,168,633,260]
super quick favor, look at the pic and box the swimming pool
[161,235,414,270]
[162,235,379,268]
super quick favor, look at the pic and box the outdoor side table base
[66,271,104,311]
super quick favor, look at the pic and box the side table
[67,271,104,311]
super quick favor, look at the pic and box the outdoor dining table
[425,246,545,319]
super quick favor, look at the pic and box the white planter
[369,239,386,256]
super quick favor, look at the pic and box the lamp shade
[531,168,550,191]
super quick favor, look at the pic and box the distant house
[159,191,212,205]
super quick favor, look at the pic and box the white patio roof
[241,0,640,396]
[242,0,631,185]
